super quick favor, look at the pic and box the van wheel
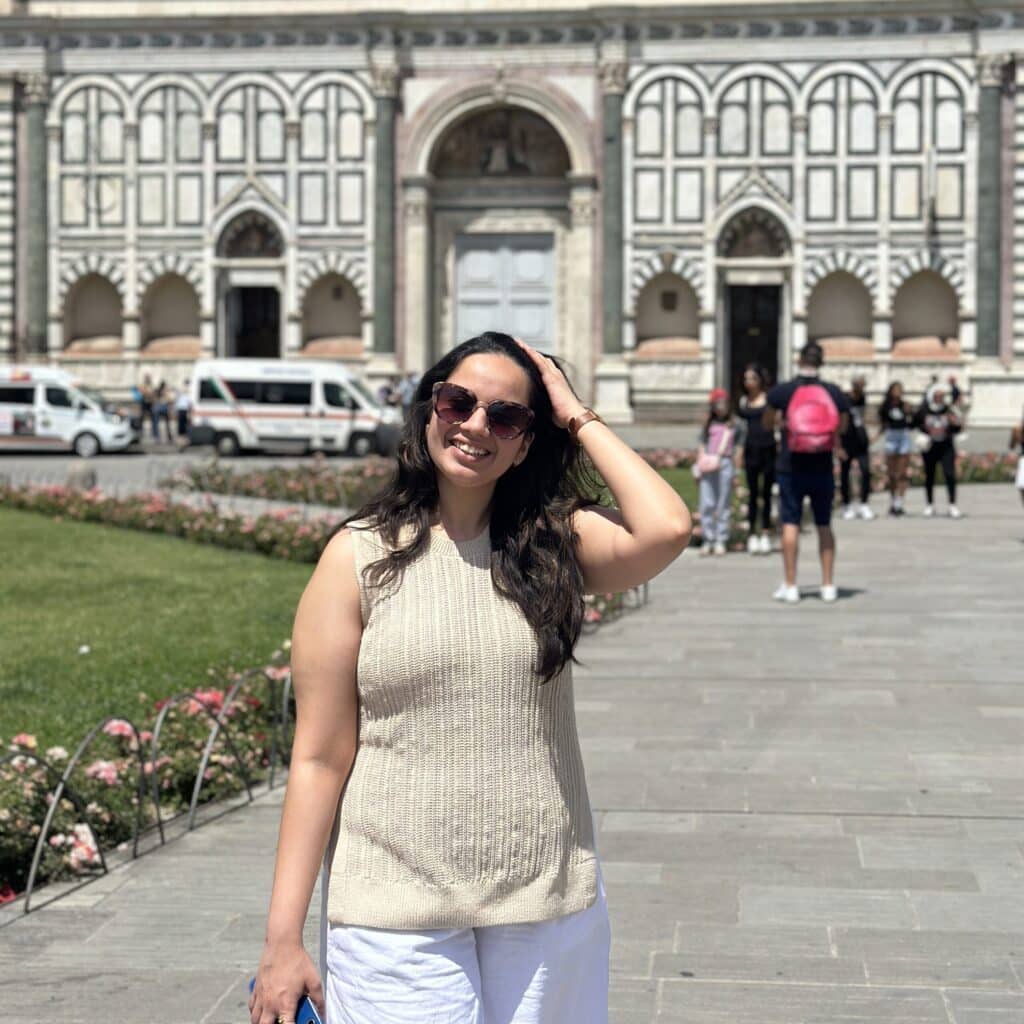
[347,432,374,458]
[73,432,100,458]
[215,432,240,457]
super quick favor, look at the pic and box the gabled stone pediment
[213,176,287,220]
[717,166,792,214]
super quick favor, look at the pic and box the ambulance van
[188,359,402,457]
[0,365,135,457]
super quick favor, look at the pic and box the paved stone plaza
[1,483,1022,1023]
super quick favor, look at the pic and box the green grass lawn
[0,508,312,750]
[657,468,700,511]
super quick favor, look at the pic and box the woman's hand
[249,940,324,1024]
[513,338,586,430]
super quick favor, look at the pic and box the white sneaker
[858,504,875,521]
[699,542,713,557]
[747,535,759,554]
[821,584,838,603]
[772,583,800,604]
[759,533,772,555]
[922,505,934,518]
[841,504,856,520]
[713,541,727,556]
[949,504,963,519]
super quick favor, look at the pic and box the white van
[188,358,402,458]
[0,365,135,457]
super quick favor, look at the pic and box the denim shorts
[777,471,835,527]
[884,429,912,456]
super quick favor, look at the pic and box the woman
[838,375,874,521]
[877,382,912,516]
[1010,406,1024,508]
[915,381,962,519]
[248,331,691,1024]
[696,387,736,557]
[734,363,775,554]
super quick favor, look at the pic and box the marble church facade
[1,1,1022,424]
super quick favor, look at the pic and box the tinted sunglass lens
[435,385,474,422]
[488,404,532,440]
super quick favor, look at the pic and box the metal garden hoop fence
[1,665,296,916]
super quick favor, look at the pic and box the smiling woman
[248,331,691,1024]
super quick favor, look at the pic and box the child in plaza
[915,381,962,518]
[696,388,736,556]
[877,382,912,516]
[839,375,874,521]
[735,363,776,554]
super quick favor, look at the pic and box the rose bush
[0,653,292,906]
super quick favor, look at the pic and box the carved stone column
[22,74,48,356]
[976,54,1011,359]
[372,64,399,356]
[600,60,626,356]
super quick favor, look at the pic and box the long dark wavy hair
[340,332,602,683]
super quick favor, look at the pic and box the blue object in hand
[248,976,323,1024]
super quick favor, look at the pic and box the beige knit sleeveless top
[324,519,598,929]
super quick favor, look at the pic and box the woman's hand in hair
[513,338,586,429]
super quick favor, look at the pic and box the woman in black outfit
[915,382,962,518]
[876,382,913,515]
[735,363,776,554]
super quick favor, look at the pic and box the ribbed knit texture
[324,520,598,929]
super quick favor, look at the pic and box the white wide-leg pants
[320,872,610,1024]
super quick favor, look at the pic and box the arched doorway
[216,210,285,358]
[717,206,792,394]
[401,79,597,395]
[431,107,570,356]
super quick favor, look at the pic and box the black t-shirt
[841,394,869,455]
[880,400,910,431]
[767,375,850,475]
[915,402,960,445]
[736,400,776,450]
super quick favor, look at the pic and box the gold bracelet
[568,409,603,443]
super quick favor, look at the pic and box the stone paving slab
[1,483,1023,1022]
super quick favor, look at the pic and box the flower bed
[1,654,292,907]
[160,457,394,509]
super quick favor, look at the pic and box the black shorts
[777,471,834,526]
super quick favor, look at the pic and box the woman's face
[712,399,729,418]
[425,353,534,491]
[743,371,761,395]
[892,384,903,401]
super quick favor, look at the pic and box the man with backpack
[764,341,850,604]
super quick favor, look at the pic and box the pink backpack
[786,384,840,453]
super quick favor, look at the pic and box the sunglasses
[432,381,535,441]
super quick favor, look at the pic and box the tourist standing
[248,331,691,1024]
[915,382,962,519]
[696,388,736,557]
[735,363,775,554]
[765,341,850,604]
[152,380,171,443]
[839,375,874,521]
[1012,409,1024,509]
[174,380,192,445]
[877,382,913,516]
[138,374,154,439]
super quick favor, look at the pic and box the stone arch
[63,273,122,351]
[884,60,973,112]
[807,271,873,343]
[131,74,206,122]
[892,270,960,348]
[58,252,125,306]
[48,75,132,130]
[630,250,702,309]
[710,62,799,107]
[890,250,966,306]
[797,63,886,115]
[404,75,596,179]
[635,272,700,351]
[294,71,374,118]
[297,251,367,309]
[716,204,792,258]
[205,73,297,122]
[805,250,878,305]
[140,273,201,355]
[137,252,203,308]
[624,65,712,117]
[215,207,286,258]
[300,273,363,357]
